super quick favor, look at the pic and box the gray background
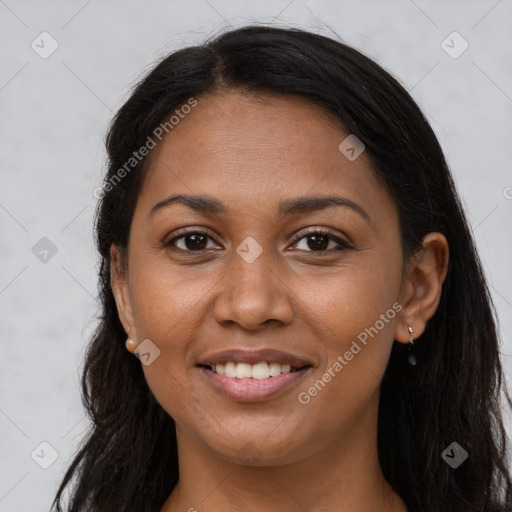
[1,0,511,510]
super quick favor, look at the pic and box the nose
[212,244,294,331]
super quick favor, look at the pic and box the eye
[291,228,353,253]
[164,231,220,252]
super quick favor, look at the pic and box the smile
[197,362,312,402]
[203,361,307,379]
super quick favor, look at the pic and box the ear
[394,232,449,343]
[110,244,137,352]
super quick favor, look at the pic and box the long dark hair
[52,25,512,512]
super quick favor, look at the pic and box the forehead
[149,90,356,165]
[136,90,391,220]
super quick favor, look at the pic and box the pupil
[308,234,328,251]
[186,234,207,250]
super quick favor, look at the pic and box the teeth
[209,361,295,379]
[224,362,237,378]
[252,362,270,379]
[269,362,283,377]
[236,363,253,379]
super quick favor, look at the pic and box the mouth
[197,361,312,379]
[196,351,314,402]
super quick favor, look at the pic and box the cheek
[295,254,402,408]
[129,257,214,340]
[299,254,402,347]
[127,259,220,419]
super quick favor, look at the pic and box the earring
[407,326,417,366]
[125,338,138,353]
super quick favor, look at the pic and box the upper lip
[197,349,314,368]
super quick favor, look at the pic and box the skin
[111,90,449,512]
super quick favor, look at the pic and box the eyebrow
[148,194,370,222]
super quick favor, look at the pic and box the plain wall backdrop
[1,0,511,510]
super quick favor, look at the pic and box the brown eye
[292,229,352,253]
[165,232,218,251]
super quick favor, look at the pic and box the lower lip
[198,366,311,402]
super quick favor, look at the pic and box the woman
[52,25,512,512]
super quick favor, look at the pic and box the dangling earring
[407,326,417,366]
[125,338,138,353]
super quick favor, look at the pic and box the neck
[162,392,406,512]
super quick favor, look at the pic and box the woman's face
[114,91,409,464]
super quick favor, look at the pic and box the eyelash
[163,228,353,254]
